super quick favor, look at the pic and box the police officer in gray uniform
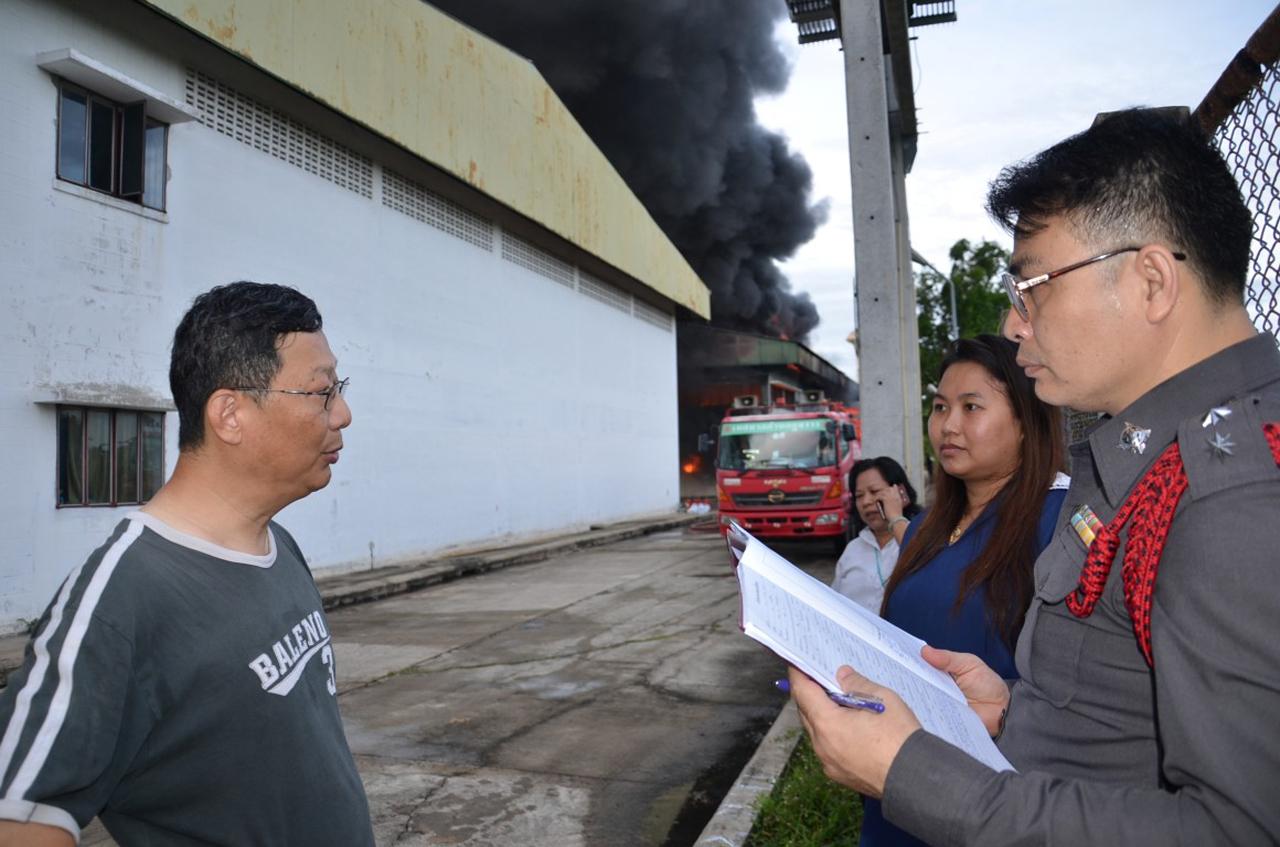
[0,283,373,846]
[789,108,1280,844]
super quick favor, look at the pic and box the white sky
[755,0,1275,382]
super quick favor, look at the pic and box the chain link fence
[1195,6,1280,341]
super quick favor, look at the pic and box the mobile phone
[876,501,886,520]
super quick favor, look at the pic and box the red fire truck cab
[716,392,862,547]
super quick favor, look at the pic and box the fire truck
[716,391,862,548]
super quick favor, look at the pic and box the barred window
[57,407,165,507]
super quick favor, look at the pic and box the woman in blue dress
[859,334,1068,847]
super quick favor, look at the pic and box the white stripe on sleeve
[0,569,79,793]
[2,518,143,799]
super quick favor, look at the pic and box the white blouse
[831,526,900,613]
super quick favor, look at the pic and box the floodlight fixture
[908,1,957,28]
[785,0,955,46]
[785,0,841,44]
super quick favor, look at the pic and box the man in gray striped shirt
[0,282,373,846]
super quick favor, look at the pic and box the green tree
[915,238,1011,440]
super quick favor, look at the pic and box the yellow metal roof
[141,0,710,317]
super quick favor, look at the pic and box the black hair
[848,456,921,535]
[170,282,322,450]
[986,107,1252,305]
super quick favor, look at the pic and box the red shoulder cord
[1066,422,1280,667]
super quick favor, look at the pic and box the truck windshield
[717,419,837,471]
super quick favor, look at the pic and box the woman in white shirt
[831,457,920,613]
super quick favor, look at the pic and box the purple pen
[774,679,884,713]
[827,690,885,713]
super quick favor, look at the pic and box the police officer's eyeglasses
[233,377,350,411]
[1000,247,1186,321]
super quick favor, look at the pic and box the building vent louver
[184,70,373,199]
[184,68,681,329]
[501,233,576,289]
[578,272,632,315]
[382,169,495,251]
[633,298,674,332]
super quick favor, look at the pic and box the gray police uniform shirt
[881,334,1280,845]
[0,512,375,846]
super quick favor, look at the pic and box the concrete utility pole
[839,0,925,491]
[785,0,956,492]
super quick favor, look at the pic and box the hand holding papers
[727,523,1013,772]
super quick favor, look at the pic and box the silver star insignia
[1207,431,1235,458]
[1119,422,1151,455]
[1201,407,1233,428]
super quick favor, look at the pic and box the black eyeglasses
[1000,247,1187,320]
[233,377,349,411]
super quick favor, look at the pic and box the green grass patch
[746,734,863,847]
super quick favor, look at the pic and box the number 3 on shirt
[321,643,337,695]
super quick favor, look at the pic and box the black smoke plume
[429,0,827,342]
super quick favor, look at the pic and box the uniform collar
[1087,334,1280,506]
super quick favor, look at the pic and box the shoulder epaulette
[1066,400,1280,667]
[1178,394,1280,502]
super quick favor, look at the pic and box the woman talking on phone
[859,334,1068,847]
[831,457,921,613]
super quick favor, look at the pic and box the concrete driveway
[337,527,832,847]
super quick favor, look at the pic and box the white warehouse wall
[0,0,681,629]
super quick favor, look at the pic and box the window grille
[501,232,575,289]
[578,271,633,315]
[382,169,495,251]
[184,70,373,199]
[57,407,164,507]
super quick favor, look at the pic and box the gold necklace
[951,499,989,545]
[950,511,978,544]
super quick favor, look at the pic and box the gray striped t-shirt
[0,513,373,845]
